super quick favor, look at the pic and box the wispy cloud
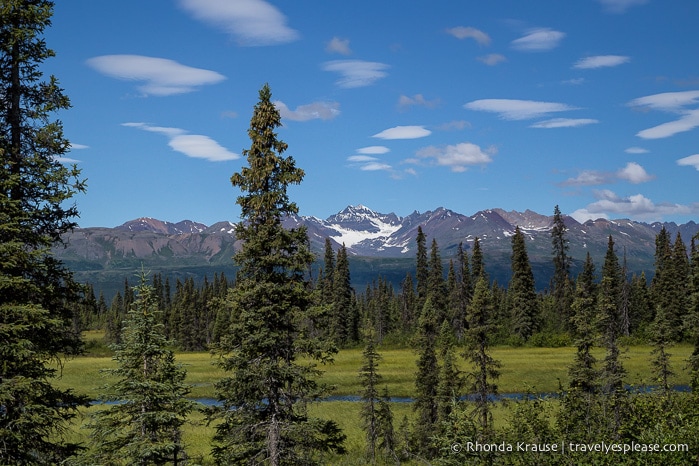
[477,54,507,66]
[625,146,649,154]
[677,154,699,171]
[629,90,699,112]
[322,60,390,88]
[446,26,491,46]
[572,189,692,222]
[628,90,699,139]
[274,100,340,121]
[372,125,431,140]
[68,143,89,150]
[597,0,648,14]
[398,94,440,109]
[178,0,298,46]
[87,55,225,96]
[326,37,352,55]
[465,99,577,120]
[530,118,598,128]
[357,146,390,155]
[437,120,471,131]
[414,142,494,172]
[346,155,392,172]
[123,122,238,162]
[573,55,630,69]
[511,28,565,51]
[560,162,653,186]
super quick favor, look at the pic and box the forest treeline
[77,210,699,354]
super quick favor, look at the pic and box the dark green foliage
[332,244,357,345]
[569,252,598,393]
[597,236,627,438]
[81,273,194,465]
[463,276,500,436]
[412,298,439,454]
[0,1,90,462]
[208,84,344,465]
[358,327,395,464]
[550,205,573,332]
[437,320,463,424]
[509,227,538,341]
[686,235,699,391]
[415,226,428,311]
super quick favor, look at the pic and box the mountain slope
[55,206,698,297]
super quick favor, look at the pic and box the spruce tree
[687,234,699,391]
[464,276,500,437]
[82,272,194,465]
[412,298,439,455]
[208,84,345,465]
[597,235,626,438]
[550,205,573,332]
[509,226,538,341]
[332,243,355,345]
[415,226,429,311]
[470,237,486,281]
[0,2,90,462]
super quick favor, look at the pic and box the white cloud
[636,109,699,139]
[464,99,577,120]
[677,154,699,171]
[415,142,494,172]
[625,146,649,154]
[446,26,491,46]
[357,146,390,155]
[54,156,81,164]
[530,118,598,128]
[124,122,238,162]
[597,0,648,14]
[372,125,431,140]
[477,54,507,66]
[347,155,379,163]
[360,162,393,171]
[322,60,390,88]
[68,143,89,150]
[628,91,699,139]
[578,190,692,221]
[87,55,225,96]
[274,100,340,121]
[629,90,699,112]
[398,94,440,109]
[570,208,608,223]
[560,170,609,187]
[326,37,352,55]
[573,55,630,69]
[178,0,298,46]
[617,162,654,183]
[511,28,565,51]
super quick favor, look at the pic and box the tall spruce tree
[597,235,626,438]
[0,1,90,463]
[82,272,194,465]
[208,84,345,465]
[464,276,500,437]
[550,205,573,331]
[412,298,439,455]
[687,234,699,391]
[509,226,538,341]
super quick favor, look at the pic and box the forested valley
[3,2,699,464]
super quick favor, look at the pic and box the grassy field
[56,333,694,464]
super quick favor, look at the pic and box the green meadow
[57,333,693,464]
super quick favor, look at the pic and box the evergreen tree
[550,205,573,332]
[358,326,394,464]
[509,226,538,341]
[332,243,356,345]
[321,237,335,305]
[412,298,439,455]
[687,234,699,391]
[569,253,598,393]
[82,272,194,465]
[208,84,345,465]
[415,226,429,311]
[427,238,447,322]
[437,320,463,424]
[400,272,416,335]
[470,237,486,281]
[463,276,500,437]
[0,2,90,461]
[597,235,626,438]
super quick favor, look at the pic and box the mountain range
[55,205,698,298]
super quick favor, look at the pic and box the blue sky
[45,0,699,227]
